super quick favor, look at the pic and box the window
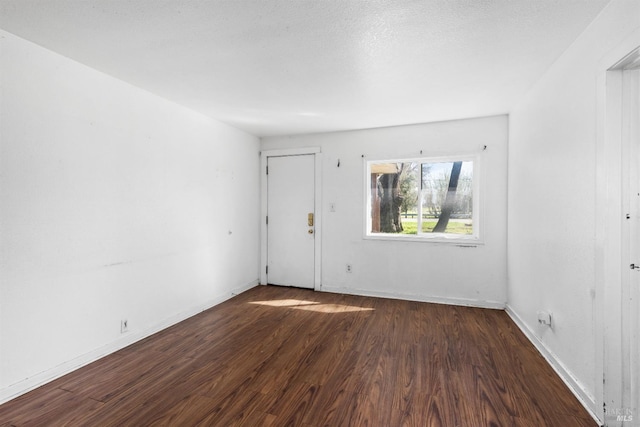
[366,156,479,241]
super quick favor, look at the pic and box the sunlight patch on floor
[249,299,374,313]
[249,299,319,307]
[294,303,374,313]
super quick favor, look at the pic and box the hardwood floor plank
[342,333,384,394]
[262,381,320,425]
[16,396,103,427]
[189,390,265,427]
[144,394,221,427]
[0,286,597,426]
[0,388,78,426]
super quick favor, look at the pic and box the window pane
[369,162,419,234]
[420,161,473,235]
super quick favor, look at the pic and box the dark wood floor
[0,285,596,426]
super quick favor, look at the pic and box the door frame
[260,147,322,289]
[596,29,640,426]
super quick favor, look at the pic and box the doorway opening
[598,44,640,426]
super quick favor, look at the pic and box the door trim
[260,147,322,289]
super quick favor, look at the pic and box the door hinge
[266,265,268,274]
[266,216,268,225]
[266,165,269,175]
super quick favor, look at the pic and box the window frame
[364,153,483,244]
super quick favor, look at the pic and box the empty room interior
[1,0,640,426]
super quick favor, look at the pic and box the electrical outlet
[346,264,352,273]
[121,319,129,333]
[536,311,552,327]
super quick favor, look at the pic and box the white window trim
[363,153,483,244]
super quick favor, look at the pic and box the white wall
[0,30,260,402]
[262,115,508,307]
[507,0,640,417]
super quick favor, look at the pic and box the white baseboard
[505,305,602,426]
[231,279,259,296]
[319,285,506,310]
[0,280,259,405]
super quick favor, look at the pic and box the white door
[626,67,640,425]
[266,154,315,288]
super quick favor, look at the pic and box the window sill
[363,233,484,246]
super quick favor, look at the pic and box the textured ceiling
[0,0,610,136]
